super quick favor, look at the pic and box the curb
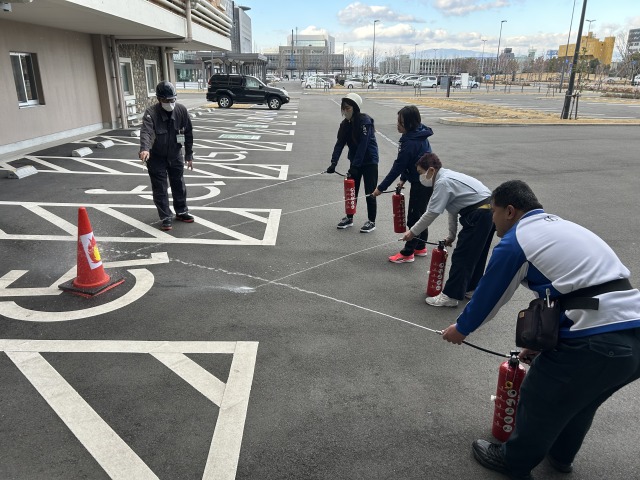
[437,118,640,127]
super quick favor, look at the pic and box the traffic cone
[59,207,124,297]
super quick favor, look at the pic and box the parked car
[206,73,289,109]
[303,76,330,89]
[343,77,375,89]
[415,75,438,88]
[317,74,336,87]
[453,79,480,88]
[399,75,420,86]
[266,74,281,83]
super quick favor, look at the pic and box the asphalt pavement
[1,82,639,480]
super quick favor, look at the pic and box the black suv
[206,74,290,109]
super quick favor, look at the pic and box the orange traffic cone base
[59,274,125,297]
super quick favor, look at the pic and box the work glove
[348,166,359,178]
[326,163,337,174]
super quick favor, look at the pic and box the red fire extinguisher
[491,351,527,442]
[426,241,448,297]
[392,186,406,233]
[344,176,356,215]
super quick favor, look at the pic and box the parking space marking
[5,156,290,180]
[0,252,169,298]
[0,202,281,245]
[0,340,258,480]
[8,350,160,480]
[193,139,293,151]
[0,268,154,321]
[193,125,294,136]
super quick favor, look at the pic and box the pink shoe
[414,248,428,256]
[389,252,415,263]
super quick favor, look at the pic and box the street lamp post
[493,20,507,89]
[559,0,578,92]
[561,0,588,119]
[343,42,347,74]
[584,19,595,79]
[372,19,379,79]
[481,39,487,79]
[414,43,418,73]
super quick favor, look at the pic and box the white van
[416,76,438,88]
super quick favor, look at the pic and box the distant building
[628,28,640,54]
[558,33,615,65]
[231,3,252,53]
[264,32,345,76]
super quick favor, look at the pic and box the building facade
[1,0,232,156]
[628,28,640,54]
[558,33,615,66]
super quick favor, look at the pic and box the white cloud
[338,2,424,25]
[299,26,329,36]
[434,0,511,16]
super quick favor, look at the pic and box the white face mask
[419,172,433,187]
[161,102,175,112]
[342,109,353,121]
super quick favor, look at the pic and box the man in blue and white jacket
[442,180,640,480]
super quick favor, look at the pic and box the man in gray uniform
[139,81,194,231]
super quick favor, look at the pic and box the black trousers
[347,163,378,222]
[401,182,433,256]
[503,328,640,477]
[442,208,494,300]
[147,154,188,220]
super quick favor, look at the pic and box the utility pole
[493,20,507,89]
[562,0,588,119]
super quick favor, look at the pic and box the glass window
[119,58,134,96]
[245,76,260,88]
[11,52,41,107]
[144,60,158,96]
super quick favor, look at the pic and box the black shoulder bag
[515,279,633,351]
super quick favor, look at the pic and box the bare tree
[532,56,545,82]
[344,48,357,76]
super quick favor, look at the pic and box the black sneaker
[360,221,376,233]
[472,440,533,480]
[176,212,194,223]
[161,218,172,231]
[337,217,353,229]
[548,455,573,473]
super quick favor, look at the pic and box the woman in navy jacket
[326,93,379,233]
[372,105,434,262]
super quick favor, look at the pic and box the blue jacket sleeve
[455,232,529,335]
[330,132,347,165]
[378,138,422,191]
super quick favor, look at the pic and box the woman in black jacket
[326,93,380,233]
[372,105,434,262]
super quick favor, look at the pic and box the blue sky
[236,0,639,59]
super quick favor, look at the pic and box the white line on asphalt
[0,339,238,353]
[203,342,258,480]
[152,353,226,405]
[7,351,159,480]
[0,268,153,321]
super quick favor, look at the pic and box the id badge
[177,134,185,144]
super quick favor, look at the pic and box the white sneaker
[465,290,475,300]
[425,292,459,307]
